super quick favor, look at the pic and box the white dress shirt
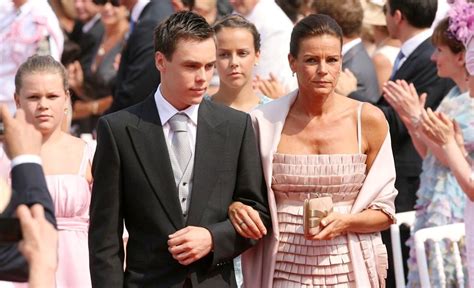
[130,0,150,23]
[398,29,432,69]
[82,13,101,33]
[154,85,199,153]
[342,38,362,56]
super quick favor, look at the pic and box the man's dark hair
[387,0,437,28]
[154,11,214,60]
[311,0,363,38]
[290,14,343,57]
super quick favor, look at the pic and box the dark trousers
[384,175,420,287]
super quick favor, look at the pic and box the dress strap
[357,102,364,154]
[78,141,95,176]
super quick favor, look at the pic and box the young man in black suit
[379,0,455,286]
[106,0,174,113]
[0,105,56,282]
[89,11,270,287]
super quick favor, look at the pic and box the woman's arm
[313,104,395,240]
[228,201,267,240]
[421,110,474,199]
[311,209,391,240]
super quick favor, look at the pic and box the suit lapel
[127,96,184,229]
[186,101,228,226]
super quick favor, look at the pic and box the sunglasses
[93,0,120,7]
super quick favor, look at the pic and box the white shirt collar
[400,29,432,59]
[130,0,150,23]
[154,85,199,126]
[82,13,101,33]
[342,38,362,56]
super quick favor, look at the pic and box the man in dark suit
[379,0,454,286]
[89,11,270,287]
[0,106,56,282]
[312,0,380,103]
[106,0,174,113]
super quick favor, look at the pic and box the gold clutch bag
[303,196,333,239]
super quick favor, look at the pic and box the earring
[64,108,68,115]
[254,62,259,66]
[292,72,295,77]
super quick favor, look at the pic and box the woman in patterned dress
[382,16,472,287]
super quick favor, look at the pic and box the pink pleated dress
[271,105,367,288]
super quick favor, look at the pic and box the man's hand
[0,105,42,159]
[17,204,58,288]
[168,226,213,266]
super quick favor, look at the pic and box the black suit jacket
[89,96,271,287]
[107,0,173,113]
[0,163,55,282]
[343,42,380,103]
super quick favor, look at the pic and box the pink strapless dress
[271,153,367,288]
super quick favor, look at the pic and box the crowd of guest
[0,0,473,287]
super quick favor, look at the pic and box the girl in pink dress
[228,14,397,287]
[8,55,93,287]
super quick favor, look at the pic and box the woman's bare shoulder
[360,103,388,151]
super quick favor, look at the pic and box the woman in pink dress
[8,55,93,287]
[228,14,397,287]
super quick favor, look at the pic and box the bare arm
[420,110,474,199]
[372,53,392,93]
[313,104,394,240]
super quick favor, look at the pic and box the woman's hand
[335,68,357,96]
[228,201,267,240]
[254,73,287,99]
[382,80,426,129]
[308,212,351,241]
[420,109,456,145]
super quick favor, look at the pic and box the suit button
[183,213,187,217]
[182,182,187,186]
[181,197,186,202]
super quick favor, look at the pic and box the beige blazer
[242,90,398,287]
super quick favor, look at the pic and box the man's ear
[155,51,167,72]
[394,9,403,25]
